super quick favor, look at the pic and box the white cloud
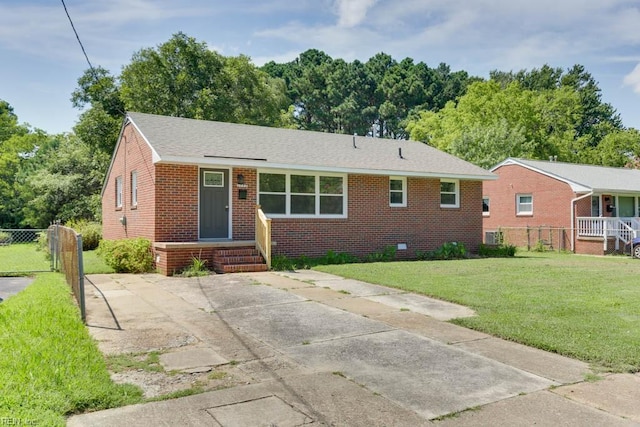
[623,63,640,94]
[334,0,378,28]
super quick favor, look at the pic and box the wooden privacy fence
[49,224,86,322]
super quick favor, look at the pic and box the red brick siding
[155,247,215,276]
[102,123,156,241]
[483,164,576,231]
[154,164,199,241]
[269,175,483,259]
[231,168,257,240]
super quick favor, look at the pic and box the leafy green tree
[18,134,108,227]
[406,80,584,167]
[120,32,287,126]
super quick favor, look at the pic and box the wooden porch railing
[255,205,272,269]
[576,217,639,250]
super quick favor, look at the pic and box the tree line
[1,32,638,229]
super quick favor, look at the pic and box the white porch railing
[255,205,272,269]
[576,217,639,250]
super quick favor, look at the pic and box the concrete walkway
[67,271,640,426]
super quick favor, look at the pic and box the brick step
[221,263,269,273]
[215,248,261,257]
[212,247,267,274]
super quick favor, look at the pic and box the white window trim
[440,179,459,208]
[115,176,123,208]
[516,194,533,216]
[258,170,348,218]
[131,170,138,207]
[389,176,407,207]
[482,196,490,216]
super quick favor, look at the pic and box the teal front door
[200,169,229,239]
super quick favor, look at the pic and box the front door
[200,169,229,239]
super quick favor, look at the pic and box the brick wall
[154,164,199,241]
[483,164,576,232]
[102,123,156,241]
[269,175,483,259]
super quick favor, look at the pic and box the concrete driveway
[68,271,639,426]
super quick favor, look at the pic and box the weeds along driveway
[74,270,607,426]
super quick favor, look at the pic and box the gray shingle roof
[497,158,640,193]
[127,112,494,180]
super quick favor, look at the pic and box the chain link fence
[485,226,570,252]
[49,225,86,322]
[0,229,51,274]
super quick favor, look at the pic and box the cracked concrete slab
[206,395,314,426]
[365,293,475,320]
[287,329,555,420]
[159,347,228,372]
[219,300,394,348]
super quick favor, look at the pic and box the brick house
[102,112,495,275]
[483,158,640,255]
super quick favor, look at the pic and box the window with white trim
[440,179,459,208]
[258,172,346,217]
[389,177,406,207]
[115,176,123,208]
[516,194,533,215]
[131,171,138,207]
[482,197,490,216]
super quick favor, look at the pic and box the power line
[61,0,96,74]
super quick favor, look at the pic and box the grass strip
[0,273,142,426]
[0,244,50,275]
[315,252,640,372]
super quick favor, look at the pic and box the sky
[1,0,639,135]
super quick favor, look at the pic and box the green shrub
[271,254,298,271]
[416,242,467,260]
[364,245,397,263]
[321,250,359,265]
[478,243,517,257]
[97,238,153,273]
[181,253,209,277]
[0,231,10,244]
[67,220,103,251]
[532,240,547,252]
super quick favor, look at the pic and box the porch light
[237,174,245,185]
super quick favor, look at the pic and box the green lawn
[0,273,142,426]
[0,244,51,274]
[315,252,640,372]
[0,243,113,276]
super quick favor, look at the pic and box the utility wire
[61,0,96,74]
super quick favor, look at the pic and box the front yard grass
[0,273,142,426]
[0,244,50,274]
[315,251,640,372]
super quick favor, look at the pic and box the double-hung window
[115,176,123,208]
[516,194,533,215]
[482,197,490,216]
[131,171,138,207]
[440,179,459,208]
[259,171,346,217]
[389,177,406,207]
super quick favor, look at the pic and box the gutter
[570,191,594,252]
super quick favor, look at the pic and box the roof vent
[398,147,404,159]
[353,134,357,149]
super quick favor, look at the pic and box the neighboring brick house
[483,158,640,255]
[102,112,495,275]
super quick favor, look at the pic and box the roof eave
[156,156,497,181]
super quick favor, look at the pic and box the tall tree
[120,32,287,126]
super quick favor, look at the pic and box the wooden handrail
[255,205,272,269]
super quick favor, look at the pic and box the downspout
[570,191,594,252]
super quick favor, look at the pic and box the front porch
[153,206,273,276]
[576,217,640,254]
